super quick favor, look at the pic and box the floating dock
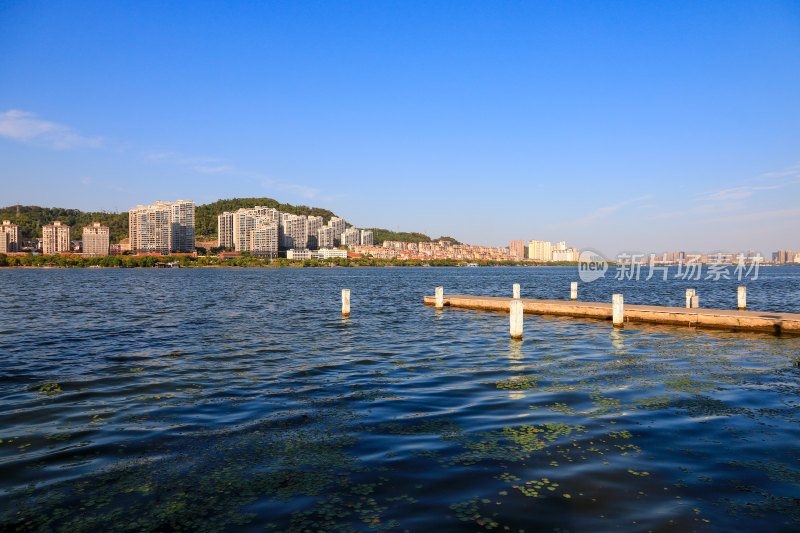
[423,294,800,335]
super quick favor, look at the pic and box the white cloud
[0,109,103,149]
[567,194,653,228]
[704,207,800,223]
[695,185,781,202]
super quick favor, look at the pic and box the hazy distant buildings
[42,221,71,255]
[0,220,20,253]
[528,240,552,262]
[509,240,524,258]
[773,250,797,264]
[129,200,195,254]
[82,222,110,256]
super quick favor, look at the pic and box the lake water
[1,266,799,532]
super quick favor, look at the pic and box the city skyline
[1,1,799,254]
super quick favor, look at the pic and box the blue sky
[1,0,798,255]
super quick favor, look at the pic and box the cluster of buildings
[0,200,194,257]
[508,239,580,262]
[348,240,517,261]
[608,250,800,265]
[128,200,195,254]
[1,219,111,256]
[217,206,372,257]
[4,200,799,266]
[773,250,800,264]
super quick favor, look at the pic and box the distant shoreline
[0,256,579,269]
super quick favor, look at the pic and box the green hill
[0,199,459,246]
[0,198,340,243]
[0,206,128,243]
[194,198,339,239]
[366,229,462,246]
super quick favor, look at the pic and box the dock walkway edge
[423,294,800,335]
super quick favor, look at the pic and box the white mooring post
[570,282,578,301]
[612,294,624,327]
[510,299,523,339]
[738,286,747,310]
[691,294,699,309]
[435,286,444,309]
[685,289,696,308]
[342,289,350,317]
[513,283,520,299]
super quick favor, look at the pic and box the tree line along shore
[0,253,579,269]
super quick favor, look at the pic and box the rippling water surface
[1,267,799,532]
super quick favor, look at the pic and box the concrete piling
[612,294,624,327]
[513,284,520,299]
[435,286,444,309]
[738,286,746,310]
[342,289,350,317]
[691,295,699,309]
[570,282,578,301]
[686,289,696,308]
[510,299,523,339]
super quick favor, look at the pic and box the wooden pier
[424,294,800,335]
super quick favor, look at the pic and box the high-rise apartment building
[342,227,360,247]
[318,226,335,249]
[169,201,195,253]
[360,230,373,246]
[82,222,110,256]
[229,207,279,252]
[307,216,323,249]
[0,220,20,253]
[528,240,552,262]
[129,200,195,254]
[280,214,308,250]
[250,222,279,256]
[42,221,71,255]
[509,240,524,258]
[328,217,346,246]
[217,212,234,249]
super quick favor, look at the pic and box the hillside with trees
[194,197,339,239]
[0,199,459,246]
[0,205,128,243]
[366,228,462,245]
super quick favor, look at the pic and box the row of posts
[684,286,747,310]
[431,283,750,339]
[342,284,750,334]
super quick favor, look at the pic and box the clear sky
[1,0,798,255]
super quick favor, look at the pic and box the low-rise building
[315,248,348,259]
[286,249,312,260]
